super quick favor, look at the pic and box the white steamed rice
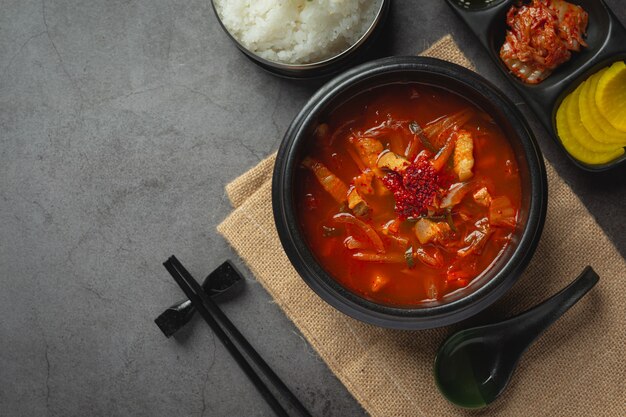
[213,0,382,65]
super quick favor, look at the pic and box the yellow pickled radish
[556,95,625,165]
[579,71,626,145]
[595,61,626,132]
[566,86,624,152]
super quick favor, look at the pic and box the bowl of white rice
[211,0,389,78]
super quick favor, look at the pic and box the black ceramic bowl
[273,56,548,329]
[210,0,390,79]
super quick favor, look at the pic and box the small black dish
[272,57,548,330]
[446,0,626,172]
[210,0,390,80]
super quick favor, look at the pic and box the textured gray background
[1,1,625,416]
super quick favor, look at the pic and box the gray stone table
[1,1,625,416]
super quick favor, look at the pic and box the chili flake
[382,157,449,219]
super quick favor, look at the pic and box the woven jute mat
[217,36,625,416]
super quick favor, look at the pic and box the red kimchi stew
[296,83,522,307]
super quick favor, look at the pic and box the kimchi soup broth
[296,82,522,307]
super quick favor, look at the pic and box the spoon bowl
[434,266,599,408]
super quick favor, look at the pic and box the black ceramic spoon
[434,266,599,408]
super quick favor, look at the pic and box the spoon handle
[509,266,599,347]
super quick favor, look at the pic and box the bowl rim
[272,56,548,329]
[210,0,390,71]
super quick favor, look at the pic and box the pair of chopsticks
[163,256,312,417]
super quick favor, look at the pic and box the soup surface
[296,82,522,307]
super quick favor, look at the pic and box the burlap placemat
[217,36,625,416]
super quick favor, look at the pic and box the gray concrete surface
[1,1,625,416]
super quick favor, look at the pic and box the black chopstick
[163,256,312,417]
[163,259,288,416]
